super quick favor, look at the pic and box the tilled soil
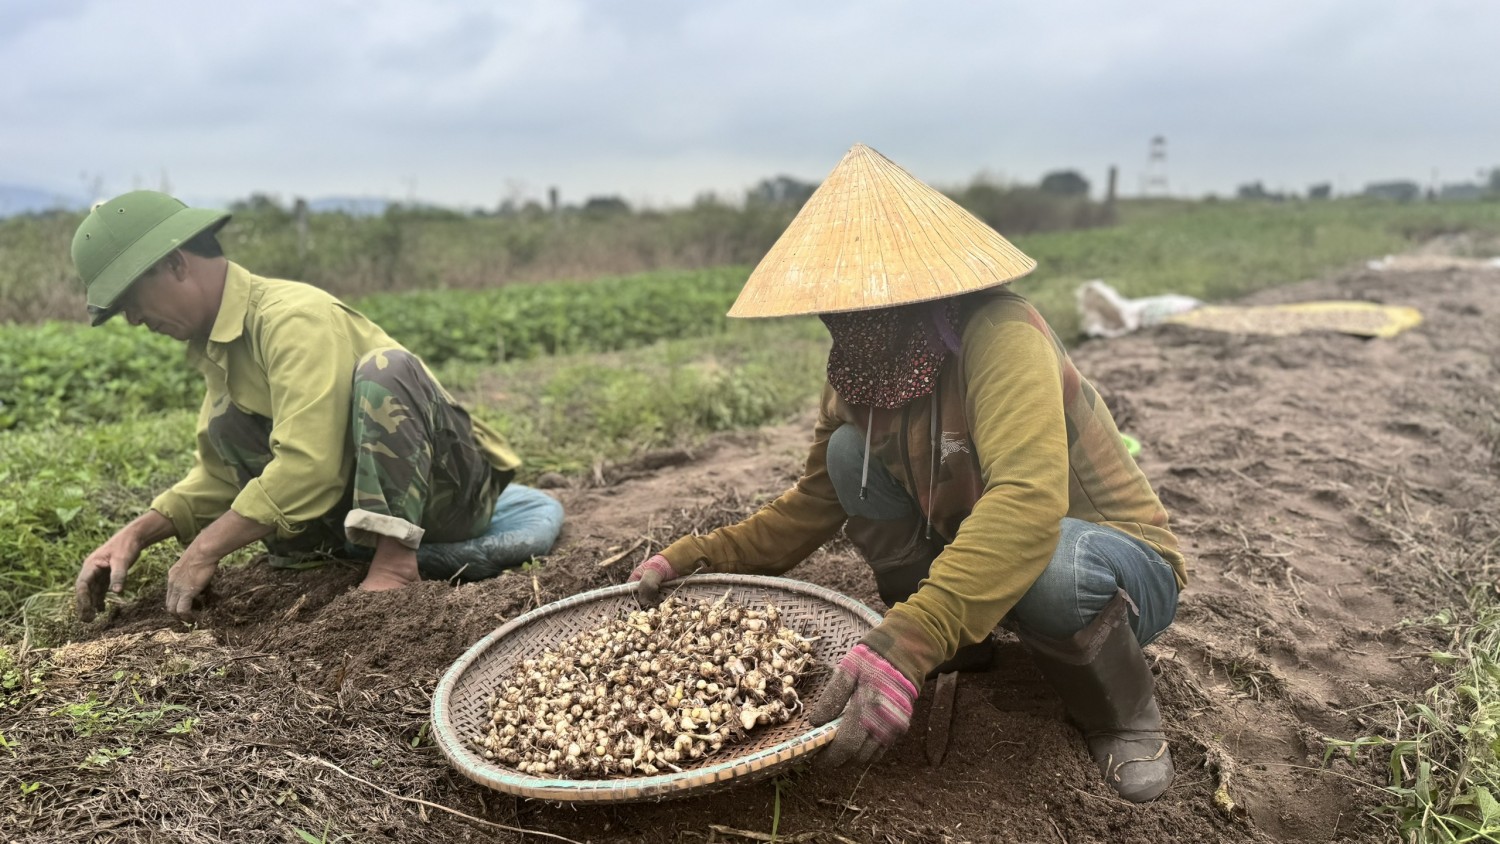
[6,261,1498,843]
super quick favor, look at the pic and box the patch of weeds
[0,646,48,709]
[0,410,194,629]
[294,821,355,844]
[408,722,429,749]
[78,745,133,770]
[165,716,197,735]
[50,692,189,738]
[1326,589,1500,843]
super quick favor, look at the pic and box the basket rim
[430,573,882,802]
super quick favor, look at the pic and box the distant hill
[0,184,86,217]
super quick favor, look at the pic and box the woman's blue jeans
[826,423,1178,644]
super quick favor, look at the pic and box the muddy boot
[844,516,995,675]
[1016,589,1174,803]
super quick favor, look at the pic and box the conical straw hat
[728,143,1037,318]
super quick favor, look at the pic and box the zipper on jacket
[858,405,874,501]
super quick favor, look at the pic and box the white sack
[1076,280,1202,339]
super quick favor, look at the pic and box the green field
[7,198,1499,433]
[4,197,1500,841]
[5,198,1500,624]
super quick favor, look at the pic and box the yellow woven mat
[1165,301,1423,338]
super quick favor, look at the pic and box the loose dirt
[7,260,1498,843]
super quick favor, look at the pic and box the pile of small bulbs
[471,592,817,778]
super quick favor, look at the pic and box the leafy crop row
[11,200,1500,431]
[0,267,749,431]
[0,324,196,431]
[355,266,747,363]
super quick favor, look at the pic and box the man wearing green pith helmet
[70,191,563,622]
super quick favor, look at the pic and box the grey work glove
[627,554,677,607]
[806,643,919,767]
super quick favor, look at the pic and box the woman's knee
[825,424,914,520]
[825,424,864,504]
[1011,520,1178,643]
[1008,520,1099,638]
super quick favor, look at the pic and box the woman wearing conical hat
[631,145,1187,802]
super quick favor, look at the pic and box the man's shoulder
[243,273,346,321]
[239,270,401,356]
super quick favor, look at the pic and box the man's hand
[75,511,175,622]
[164,553,220,620]
[75,533,144,622]
[627,554,678,607]
[162,510,274,620]
[806,643,919,767]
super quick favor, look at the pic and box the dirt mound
[7,262,1498,843]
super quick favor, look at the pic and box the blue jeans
[342,484,565,582]
[826,423,1178,644]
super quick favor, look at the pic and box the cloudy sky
[3,0,1497,210]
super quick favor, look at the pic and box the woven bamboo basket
[431,574,882,803]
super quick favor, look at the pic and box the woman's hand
[806,643,919,767]
[628,554,678,607]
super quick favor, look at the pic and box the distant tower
[1141,135,1169,197]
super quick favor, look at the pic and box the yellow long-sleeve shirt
[150,262,520,543]
[661,292,1187,685]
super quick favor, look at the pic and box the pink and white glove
[628,554,677,606]
[806,643,919,767]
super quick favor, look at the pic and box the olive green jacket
[661,292,1187,685]
[150,263,520,543]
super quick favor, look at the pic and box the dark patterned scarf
[821,300,963,408]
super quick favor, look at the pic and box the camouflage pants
[205,349,508,557]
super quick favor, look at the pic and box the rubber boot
[1015,589,1174,803]
[843,516,995,675]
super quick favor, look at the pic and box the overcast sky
[3,0,1497,210]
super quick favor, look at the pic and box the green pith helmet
[71,190,231,326]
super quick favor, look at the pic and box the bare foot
[359,537,420,591]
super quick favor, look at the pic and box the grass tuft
[1327,592,1500,842]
